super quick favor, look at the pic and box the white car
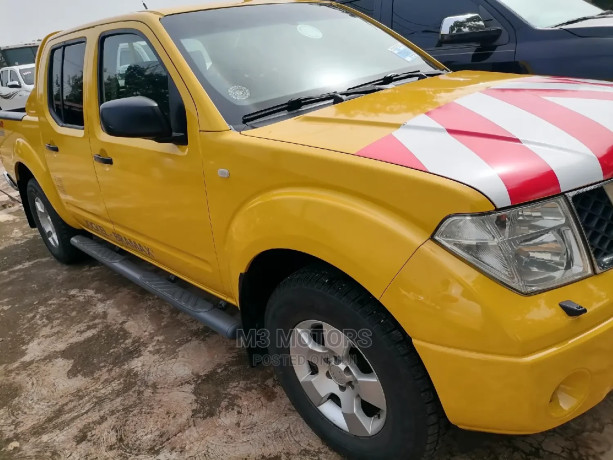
[0,64,35,111]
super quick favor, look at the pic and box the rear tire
[265,266,445,460]
[26,178,85,264]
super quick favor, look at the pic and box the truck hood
[244,71,613,208]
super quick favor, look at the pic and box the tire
[265,266,445,460]
[26,178,85,264]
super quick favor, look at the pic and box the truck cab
[340,0,613,79]
[0,64,35,111]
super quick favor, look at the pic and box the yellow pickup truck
[1,1,613,458]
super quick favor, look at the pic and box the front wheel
[27,179,85,264]
[265,267,445,460]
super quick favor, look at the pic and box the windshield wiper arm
[242,86,382,124]
[554,10,613,27]
[349,69,447,90]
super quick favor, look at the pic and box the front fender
[226,186,429,302]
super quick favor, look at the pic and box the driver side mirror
[7,81,21,89]
[439,14,503,45]
[100,96,173,141]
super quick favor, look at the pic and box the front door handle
[45,143,59,152]
[93,154,113,165]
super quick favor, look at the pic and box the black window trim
[97,27,186,139]
[47,37,87,130]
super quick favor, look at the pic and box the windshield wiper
[554,10,613,27]
[349,69,447,90]
[242,86,382,124]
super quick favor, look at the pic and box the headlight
[434,197,592,294]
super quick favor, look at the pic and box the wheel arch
[14,156,78,228]
[238,248,396,364]
[15,162,36,227]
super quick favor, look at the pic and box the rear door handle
[93,154,113,165]
[45,144,59,152]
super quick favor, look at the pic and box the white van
[0,64,35,111]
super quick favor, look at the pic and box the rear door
[38,32,112,232]
[88,23,223,294]
[389,0,518,72]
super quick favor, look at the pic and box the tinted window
[49,48,63,120]
[0,46,38,67]
[9,70,19,84]
[48,42,86,127]
[392,0,481,49]
[100,34,170,120]
[0,70,6,86]
[337,0,376,17]
[62,43,86,126]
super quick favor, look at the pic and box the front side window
[9,70,19,85]
[162,3,440,127]
[100,33,170,120]
[498,0,602,28]
[0,70,6,86]
[392,0,482,49]
[47,41,86,127]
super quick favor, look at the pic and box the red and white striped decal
[353,76,613,207]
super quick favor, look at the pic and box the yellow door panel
[39,31,111,226]
[86,22,223,294]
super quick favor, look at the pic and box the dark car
[338,0,613,80]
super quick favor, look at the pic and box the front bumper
[381,240,613,434]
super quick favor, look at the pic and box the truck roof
[0,41,41,51]
[50,0,315,39]
[0,64,35,71]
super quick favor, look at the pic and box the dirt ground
[1,200,613,460]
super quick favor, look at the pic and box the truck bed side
[0,110,78,228]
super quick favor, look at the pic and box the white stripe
[393,114,511,207]
[455,92,604,192]
[545,97,613,132]
[493,81,613,93]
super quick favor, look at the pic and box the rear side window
[100,33,170,120]
[48,41,86,128]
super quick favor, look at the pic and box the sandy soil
[0,205,612,460]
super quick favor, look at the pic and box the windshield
[498,0,603,28]
[19,66,35,86]
[161,3,439,127]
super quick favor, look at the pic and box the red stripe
[427,102,561,204]
[492,87,613,101]
[354,133,427,171]
[486,89,613,179]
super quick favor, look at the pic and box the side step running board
[70,235,241,339]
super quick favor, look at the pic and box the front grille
[571,185,613,272]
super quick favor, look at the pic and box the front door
[38,35,111,231]
[88,24,223,295]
